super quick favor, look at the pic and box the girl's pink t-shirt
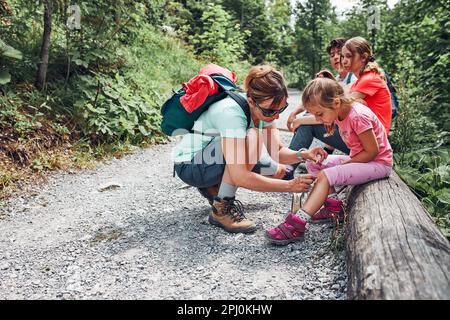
[335,102,393,166]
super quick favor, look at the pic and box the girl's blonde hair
[243,65,288,108]
[301,77,353,110]
[343,37,385,79]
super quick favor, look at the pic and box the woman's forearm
[234,170,290,192]
[278,147,304,164]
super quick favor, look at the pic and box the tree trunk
[35,0,52,90]
[346,171,450,300]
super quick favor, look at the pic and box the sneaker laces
[224,198,246,222]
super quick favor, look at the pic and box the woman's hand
[287,174,316,193]
[300,147,328,164]
[273,164,287,179]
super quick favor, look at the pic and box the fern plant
[0,38,22,84]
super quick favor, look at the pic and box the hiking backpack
[384,71,399,118]
[160,71,251,137]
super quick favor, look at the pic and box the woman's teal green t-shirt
[173,93,273,163]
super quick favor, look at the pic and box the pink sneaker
[311,198,344,224]
[265,213,307,246]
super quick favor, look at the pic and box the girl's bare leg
[302,171,330,216]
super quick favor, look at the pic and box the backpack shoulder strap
[211,74,251,128]
[226,90,251,129]
[346,72,353,85]
[190,89,251,136]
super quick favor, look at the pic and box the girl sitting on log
[265,75,393,246]
[342,36,393,135]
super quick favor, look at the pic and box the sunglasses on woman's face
[253,99,289,117]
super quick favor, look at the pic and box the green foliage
[1,1,209,146]
[395,150,450,237]
[265,0,296,66]
[0,38,22,84]
[145,0,168,26]
[293,0,337,84]
[390,54,440,158]
[72,73,161,143]
[222,0,293,65]
[31,158,52,172]
[56,21,205,143]
[389,41,449,237]
[189,3,247,65]
[163,0,193,36]
[0,92,48,140]
[166,0,294,66]
[378,1,449,131]
[0,39,22,59]
[0,70,11,85]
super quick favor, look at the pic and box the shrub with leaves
[391,52,449,238]
[73,73,161,143]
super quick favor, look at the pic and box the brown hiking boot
[197,184,220,205]
[209,197,257,234]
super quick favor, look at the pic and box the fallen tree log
[346,171,450,300]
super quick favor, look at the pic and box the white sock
[218,182,238,199]
[296,209,312,222]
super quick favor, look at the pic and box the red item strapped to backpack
[180,64,237,113]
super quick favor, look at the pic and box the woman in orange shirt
[341,37,393,134]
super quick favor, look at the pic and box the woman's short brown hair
[243,65,288,108]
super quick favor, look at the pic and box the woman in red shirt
[341,37,393,134]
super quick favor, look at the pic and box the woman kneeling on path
[173,65,327,234]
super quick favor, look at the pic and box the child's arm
[287,104,306,131]
[342,129,379,164]
[292,115,322,130]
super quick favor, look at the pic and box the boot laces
[224,199,245,222]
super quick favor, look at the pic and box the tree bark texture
[35,0,52,90]
[346,171,450,300]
